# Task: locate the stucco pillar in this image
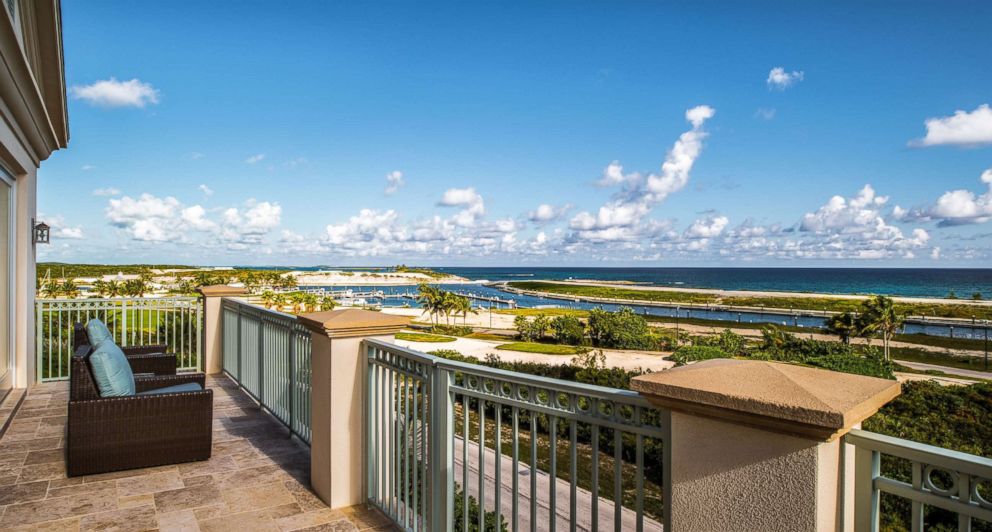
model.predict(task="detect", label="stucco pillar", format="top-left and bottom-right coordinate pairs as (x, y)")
top-left (631, 359), bottom-right (901, 532)
top-left (197, 285), bottom-right (247, 375)
top-left (298, 309), bottom-right (410, 509)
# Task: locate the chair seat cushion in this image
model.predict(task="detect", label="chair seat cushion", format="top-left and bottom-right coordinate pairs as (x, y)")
top-left (88, 342), bottom-right (135, 397)
top-left (137, 382), bottom-right (203, 396)
top-left (85, 319), bottom-right (114, 348)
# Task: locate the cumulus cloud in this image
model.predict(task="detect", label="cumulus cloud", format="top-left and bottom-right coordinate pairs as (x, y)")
top-left (924, 168), bottom-right (992, 226)
top-left (384, 170), bottom-right (405, 195)
top-left (40, 214), bottom-right (84, 240)
top-left (92, 187), bottom-right (120, 197)
top-left (105, 193), bottom-right (279, 246)
top-left (911, 104), bottom-right (992, 147)
top-left (570, 105), bottom-right (715, 239)
top-left (684, 214), bottom-right (729, 238)
top-left (767, 67), bottom-right (804, 90)
top-left (245, 154), bottom-right (265, 164)
top-left (70, 78), bottom-right (160, 108)
top-left (198, 184), bottom-right (214, 197)
top-left (527, 203), bottom-right (569, 223)
top-left (438, 187), bottom-right (485, 227)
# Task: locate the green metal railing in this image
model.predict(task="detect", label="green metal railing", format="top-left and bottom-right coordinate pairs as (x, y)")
top-left (365, 338), bottom-right (669, 532)
top-left (35, 296), bottom-right (202, 382)
top-left (847, 428), bottom-right (992, 532)
top-left (222, 298), bottom-right (312, 444)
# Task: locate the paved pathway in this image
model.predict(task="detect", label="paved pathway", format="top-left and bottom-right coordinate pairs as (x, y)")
top-left (0, 376), bottom-right (391, 531)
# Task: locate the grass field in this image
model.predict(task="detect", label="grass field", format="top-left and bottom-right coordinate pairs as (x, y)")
top-left (506, 281), bottom-right (992, 320)
top-left (395, 332), bottom-right (457, 343)
top-left (465, 332), bottom-right (511, 341)
top-left (495, 342), bottom-right (584, 355)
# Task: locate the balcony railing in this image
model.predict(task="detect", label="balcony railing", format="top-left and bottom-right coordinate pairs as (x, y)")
top-left (35, 296), bottom-right (202, 381)
top-left (365, 338), bottom-right (668, 532)
top-left (208, 299), bottom-right (992, 532)
top-left (222, 298), bottom-right (312, 443)
top-left (846, 428), bottom-right (992, 532)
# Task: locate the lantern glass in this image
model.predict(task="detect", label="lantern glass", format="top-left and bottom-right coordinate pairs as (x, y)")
top-left (33, 221), bottom-right (49, 244)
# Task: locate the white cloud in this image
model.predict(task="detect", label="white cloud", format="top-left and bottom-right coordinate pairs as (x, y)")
top-left (198, 184), bottom-right (214, 197)
top-left (245, 154), bottom-right (265, 164)
top-left (767, 67), bottom-right (804, 90)
top-left (81, 164), bottom-right (96, 171)
top-left (911, 104), bottom-right (992, 147)
top-left (189, 152), bottom-right (205, 160)
top-left (105, 193), bottom-right (280, 245)
top-left (571, 104), bottom-right (715, 238)
top-left (181, 205), bottom-right (216, 231)
top-left (527, 203), bottom-right (569, 223)
top-left (92, 187), bottom-right (120, 197)
top-left (384, 170), bottom-right (405, 195)
top-left (70, 78), bottom-right (160, 108)
top-left (40, 214), bottom-right (85, 240)
top-left (438, 187), bottom-right (485, 227)
top-left (684, 214), bottom-right (729, 238)
top-left (927, 168), bottom-right (992, 226)
top-left (106, 194), bottom-right (183, 241)
top-left (754, 108), bottom-right (776, 120)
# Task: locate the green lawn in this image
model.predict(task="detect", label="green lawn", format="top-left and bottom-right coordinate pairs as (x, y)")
top-left (465, 332), bottom-right (511, 341)
top-left (506, 281), bottom-right (992, 320)
top-left (495, 342), bottom-right (583, 355)
top-left (494, 308), bottom-right (590, 317)
top-left (395, 332), bottom-right (456, 343)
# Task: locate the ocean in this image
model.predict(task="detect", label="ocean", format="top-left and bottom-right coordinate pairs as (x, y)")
top-left (427, 267), bottom-right (992, 299)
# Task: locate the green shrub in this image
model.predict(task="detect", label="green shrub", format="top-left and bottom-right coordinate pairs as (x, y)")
top-left (513, 314), bottom-right (550, 342)
top-left (587, 307), bottom-right (660, 350)
top-left (550, 314), bottom-right (586, 345)
top-left (670, 345), bottom-right (729, 366)
top-left (431, 324), bottom-right (474, 336)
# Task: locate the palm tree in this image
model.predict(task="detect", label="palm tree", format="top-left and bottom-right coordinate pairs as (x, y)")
top-left (272, 293), bottom-right (288, 312)
top-left (302, 293), bottom-right (319, 313)
top-left (260, 290), bottom-right (276, 309)
top-left (288, 292), bottom-right (305, 314)
top-left (825, 311), bottom-right (861, 345)
top-left (92, 280), bottom-right (108, 297)
top-left (859, 295), bottom-right (904, 361)
top-left (60, 279), bottom-right (80, 299)
top-left (416, 284), bottom-right (442, 326)
top-left (320, 295), bottom-right (337, 311)
top-left (452, 295), bottom-right (475, 325)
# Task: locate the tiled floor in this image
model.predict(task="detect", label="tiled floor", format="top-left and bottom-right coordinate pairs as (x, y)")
top-left (0, 375), bottom-right (395, 531)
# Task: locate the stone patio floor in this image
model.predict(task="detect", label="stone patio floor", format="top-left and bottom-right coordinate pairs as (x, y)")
top-left (0, 375), bottom-right (395, 531)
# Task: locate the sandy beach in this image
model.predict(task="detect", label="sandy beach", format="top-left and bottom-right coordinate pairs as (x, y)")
top-left (290, 269), bottom-right (473, 286)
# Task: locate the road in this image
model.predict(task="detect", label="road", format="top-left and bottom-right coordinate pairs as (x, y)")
top-left (897, 360), bottom-right (991, 380)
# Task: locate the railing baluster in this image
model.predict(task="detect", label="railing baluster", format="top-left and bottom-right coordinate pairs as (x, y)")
top-left (569, 417), bottom-right (577, 532)
top-left (512, 406), bottom-right (519, 532)
top-left (614, 428), bottom-right (622, 532)
top-left (479, 397), bottom-right (487, 532)
top-left (591, 423), bottom-right (600, 531)
top-left (549, 414), bottom-right (557, 532)
top-left (495, 402), bottom-right (502, 531)
top-left (530, 409), bottom-right (537, 532)
top-left (463, 394), bottom-right (469, 532)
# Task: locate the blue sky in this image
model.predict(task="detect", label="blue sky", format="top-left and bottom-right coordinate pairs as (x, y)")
top-left (38, 1), bottom-right (992, 266)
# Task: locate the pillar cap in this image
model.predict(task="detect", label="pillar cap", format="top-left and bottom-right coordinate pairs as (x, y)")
top-left (197, 285), bottom-right (248, 297)
top-left (631, 359), bottom-right (901, 440)
top-left (298, 309), bottom-right (410, 338)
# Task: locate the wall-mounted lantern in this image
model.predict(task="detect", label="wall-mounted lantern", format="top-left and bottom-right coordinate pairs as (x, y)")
top-left (32, 218), bottom-right (50, 244)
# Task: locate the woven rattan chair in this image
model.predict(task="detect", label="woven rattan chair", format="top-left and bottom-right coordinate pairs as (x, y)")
top-left (66, 323), bottom-right (213, 477)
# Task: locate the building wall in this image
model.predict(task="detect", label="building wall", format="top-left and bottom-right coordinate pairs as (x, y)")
top-left (0, 0), bottom-right (67, 386)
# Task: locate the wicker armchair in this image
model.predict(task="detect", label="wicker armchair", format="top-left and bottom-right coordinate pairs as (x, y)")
top-left (67, 324), bottom-right (213, 477)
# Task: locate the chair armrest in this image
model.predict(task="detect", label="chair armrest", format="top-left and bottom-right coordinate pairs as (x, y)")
top-left (123, 344), bottom-right (169, 356)
top-left (126, 352), bottom-right (177, 376)
top-left (134, 373), bottom-right (205, 393)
